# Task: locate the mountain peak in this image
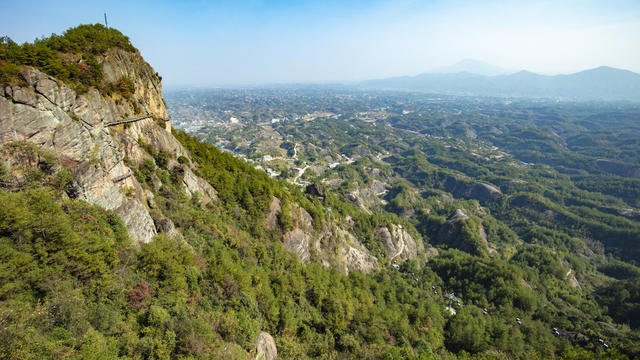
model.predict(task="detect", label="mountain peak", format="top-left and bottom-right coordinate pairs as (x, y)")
top-left (430, 59), bottom-right (512, 76)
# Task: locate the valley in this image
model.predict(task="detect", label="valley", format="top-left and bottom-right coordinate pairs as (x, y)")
top-left (165, 87), bottom-right (640, 357)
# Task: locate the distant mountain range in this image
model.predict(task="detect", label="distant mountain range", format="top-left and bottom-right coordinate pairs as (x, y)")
top-left (429, 59), bottom-right (513, 76)
top-left (361, 62), bottom-right (640, 101)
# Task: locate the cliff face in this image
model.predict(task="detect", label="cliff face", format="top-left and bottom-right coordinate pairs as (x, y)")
top-left (0, 49), bottom-right (213, 243)
top-left (374, 224), bottom-right (424, 263)
top-left (281, 202), bottom-right (378, 274)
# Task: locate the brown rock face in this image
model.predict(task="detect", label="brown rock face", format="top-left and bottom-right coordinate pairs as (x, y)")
top-left (0, 51), bottom-right (216, 244)
top-left (101, 48), bottom-right (169, 121)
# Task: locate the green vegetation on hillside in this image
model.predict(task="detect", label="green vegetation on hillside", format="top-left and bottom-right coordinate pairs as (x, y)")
top-left (2, 27), bottom-right (640, 359)
top-left (0, 24), bottom-right (135, 93)
top-left (165, 88), bottom-right (640, 358)
top-left (3, 129), bottom-right (639, 358)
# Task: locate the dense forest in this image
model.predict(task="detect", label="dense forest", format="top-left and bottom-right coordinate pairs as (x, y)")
top-left (1, 24), bottom-right (639, 359)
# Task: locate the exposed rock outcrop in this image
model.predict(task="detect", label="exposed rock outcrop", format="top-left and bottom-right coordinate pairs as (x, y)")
top-left (0, 68), bottom-right (156, 243)
top-left (374, 224), bottom-right (423, 262)
top-left (0, 52), bottom-right (215, 244)
top-left (341, 244), bottom-right (377, 273)
top-left (282, 203), bottom-right (377, 273)
top-left (347, 179), bottom-right (388, 212)
top-left (264, 197), bottom-right (282, 230)
top-left (182, 166), bottom-right (217, 205)
top-left (101, 48), bottom-right (169, 124)
top-left (306, 183), bottom-right (325, 201)
top-left (155, 217), bottom-right (180, 239)
top-left (253, 332), bottom-right (277, 360)
top-left (335, 228), bottom-right (378, 273)
top-left (283, 228), bottom-right (314, 262)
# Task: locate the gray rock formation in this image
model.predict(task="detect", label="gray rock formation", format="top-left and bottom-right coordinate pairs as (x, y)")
top-left (281, 204), bottom-right (377, 273)
top-left (374, 224), bottom-right (423, 262)
top-left (341, 245), bottom-right (377, 273)
top-left (335, 228), bottom-right (378, 273)
top-left (347, 179), bottom-right (388, 212)
top-left (448, 209), bottom-right (469, 222)
top-left (101, 48), bottom-right (169, 123)
top-left (264, 197), bottom-right (282, 230)
top-left (283, 228), bottom-right (313, 262)
top-left (182, 166), bottom-right (217, 206)
top-left (253, 332), bottom-right (277, 360)
top-left (155, 217), bottom-right (180, 238)
top-left (0, 68), bottom-right (156, 243)
top-left (0, 52), bottom-right (216, 244)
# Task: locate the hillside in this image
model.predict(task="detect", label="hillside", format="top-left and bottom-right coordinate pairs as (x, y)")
top-left (360, 66), bottom-right (640, 101)
top-left (1, 25), bottom-right (640, 359)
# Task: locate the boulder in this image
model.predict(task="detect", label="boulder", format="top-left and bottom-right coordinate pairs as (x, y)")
top-left (264, 197), bottom-right (282, 230)
top-left (155, 217), bottom-right (180, 238)
top-left (253, 332), bottom-right (277, 360)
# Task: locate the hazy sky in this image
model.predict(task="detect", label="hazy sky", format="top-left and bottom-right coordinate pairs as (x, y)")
top-left (2, 0), bottom-right (640, 87)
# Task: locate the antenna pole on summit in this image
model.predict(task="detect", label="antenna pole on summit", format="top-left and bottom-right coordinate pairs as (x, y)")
top-left (104, 13), bottom-right (108, 28)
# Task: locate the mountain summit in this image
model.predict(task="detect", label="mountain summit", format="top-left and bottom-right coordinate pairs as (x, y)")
top-left (430, 59), bottom-right (513, 76)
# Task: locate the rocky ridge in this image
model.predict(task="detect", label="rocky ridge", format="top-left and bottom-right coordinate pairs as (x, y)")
top-left (282, 202), bottom-right (378, 274)
top-left (0, 49), bottom-right (215, 243)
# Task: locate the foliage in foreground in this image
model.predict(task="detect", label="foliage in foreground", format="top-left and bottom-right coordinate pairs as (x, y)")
top-left (1, 132), bottom-right (637, 359)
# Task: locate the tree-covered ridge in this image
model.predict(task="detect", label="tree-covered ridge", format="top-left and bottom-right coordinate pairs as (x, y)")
top-left (0, 24), bottom-right (136, 92)
top-left (2, 138), bottom-right (637, 359)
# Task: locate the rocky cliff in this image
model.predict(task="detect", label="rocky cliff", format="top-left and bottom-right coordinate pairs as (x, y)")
top-left (374, 224), bottom-right (424, 263)
top-left (0, 49), bottom-right (214, 243)
top-left (281, 202), bottom-right (378, 274)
